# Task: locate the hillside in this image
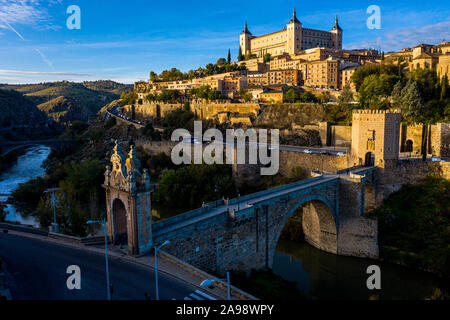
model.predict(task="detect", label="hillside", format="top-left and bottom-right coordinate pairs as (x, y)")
top-left (0, 81), bottom-right (132, 123)
top-left (254, 103), bottom-right (328, 129)
top-left (0, 89), bottom-right (49, 129)
top-left (37, 96), bottom-right (90, 124)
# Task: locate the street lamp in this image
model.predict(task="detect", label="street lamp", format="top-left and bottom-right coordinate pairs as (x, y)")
top-left (200, 272), bottom-right (231, 300)
top-left (87, 220), bottom-right (111, 300)
top-left (44, 188), bottom-right (60, 233)
top-left (155, 240), bottom-right (170, 300)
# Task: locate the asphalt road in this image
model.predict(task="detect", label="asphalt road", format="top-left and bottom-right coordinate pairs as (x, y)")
top-left (0, 232), bottom-right (205, 300)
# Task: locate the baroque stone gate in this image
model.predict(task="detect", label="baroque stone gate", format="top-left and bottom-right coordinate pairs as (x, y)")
top-left (103, 142), bottom-right (153, 255)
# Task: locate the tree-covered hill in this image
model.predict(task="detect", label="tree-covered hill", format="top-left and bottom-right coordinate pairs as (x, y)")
top-left (0, 88), bottom-right (49, 129)
top-left (0, 81), bottom-right (133, 123)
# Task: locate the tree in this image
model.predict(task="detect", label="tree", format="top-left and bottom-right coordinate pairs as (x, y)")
top-left (400, 80), bottom-right (425, 122)
top-left (338, 85), bottom-right (354, 104)
top-left (440, 75), bottom-right (449, 101)
top-left (299, 91), bottom-right (316, 103)
top-left (390, 81), bottom-right (404, 109)
top-left (240, 90), bottom-right (253, 102)
top-left (284, 88), bottom-right (298, 103)
top-left (264, 53), bottom-right (271, 63)
top-left (216, 58), bottom-right (227, 66)
top-left (150, 71), bottom-right (158, 82)
top-left (238, 46), bottom-right (244, 62)
top-left (154, 165), bottom-right (236, 209)
top-left (227, 49), bottom-right (231, 64)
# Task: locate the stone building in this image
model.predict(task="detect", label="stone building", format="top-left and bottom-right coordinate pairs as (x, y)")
top-left (350, 109), bottom-right (402, 167)
top-left (240, 9), bottom-right (343, 58)
top-left (267, 69), bottom-right (301, 86)
top-left (301, 58), bottom-right (339, 89)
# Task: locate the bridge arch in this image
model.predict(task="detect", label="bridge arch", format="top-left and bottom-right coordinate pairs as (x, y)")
top-left (271, 195), bottom-right (338, 266)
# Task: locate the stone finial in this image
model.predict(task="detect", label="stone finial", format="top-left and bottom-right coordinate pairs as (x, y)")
top-left (126, 145), bottom-right (141, 175)
top-left (104, 165), bottom-right (111, 185)
top-left (142, 168), bottom-right (151, 190)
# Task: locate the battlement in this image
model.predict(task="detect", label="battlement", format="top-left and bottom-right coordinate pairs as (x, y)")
top-left (353, 109), bottom-right (401, 115)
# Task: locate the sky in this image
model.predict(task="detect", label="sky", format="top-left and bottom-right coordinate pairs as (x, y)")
top-left (0, 0), bottom-right (449, 84)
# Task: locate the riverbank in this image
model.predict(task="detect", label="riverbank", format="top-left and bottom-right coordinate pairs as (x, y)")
top-left (0, 146), bottom-right (51, 227)
top-left (0, 147), bottom-right (29, 176)
top-left (368, 176), bottom-right (450, 279)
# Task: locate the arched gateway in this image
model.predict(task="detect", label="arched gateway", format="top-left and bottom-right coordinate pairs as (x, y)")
top-left (103, 142), bottom-right (153, 255)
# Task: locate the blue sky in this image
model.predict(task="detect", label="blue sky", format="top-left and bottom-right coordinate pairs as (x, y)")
top-left (0, 0), bottom-right (449, 84)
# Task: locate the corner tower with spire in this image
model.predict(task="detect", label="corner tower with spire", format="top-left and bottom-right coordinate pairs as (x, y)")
top-left (287, 8), bottom-right (302, 55)
top-left (330, 14), bottom-right (343, 50)
top-left (240, 19), bottom-right (253, 56)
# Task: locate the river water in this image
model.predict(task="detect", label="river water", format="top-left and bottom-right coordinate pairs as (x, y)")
top-left (0, 145), bottom-right (51, 227)
top-left (273, 239), bottom-right (446, 300)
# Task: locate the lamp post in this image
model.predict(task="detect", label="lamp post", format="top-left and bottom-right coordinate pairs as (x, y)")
top-left (87, 220), bottom-right (111, 300)
top-left (200, 272), bottom-right (231, 300)
top-left (155, 240), bottom-right (170, 300)
top-left (44, 188), bottom-right (60, 233)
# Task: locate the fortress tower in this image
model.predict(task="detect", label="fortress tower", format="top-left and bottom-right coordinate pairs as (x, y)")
top-left (286, 8), bottom-right (302, 55)
top-left (240, 20), bottom-right (252, 56)
top-left (330, 15), bottom-right (343, 50)
top-left (351, 110), bottom-right (402, 167)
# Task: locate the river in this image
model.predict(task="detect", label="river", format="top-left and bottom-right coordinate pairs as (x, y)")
top-left (0, 145), bottom-right (51, 227)
top-left (273, 239), bottom-right (446, 300)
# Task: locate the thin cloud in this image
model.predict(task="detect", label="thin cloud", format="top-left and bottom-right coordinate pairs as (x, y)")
top-left (346, 20), bottom-right (450, 51)
top-left (0, 0), bottom-right (61, 30)
top-left (0, 69), bottom-right (91, 77)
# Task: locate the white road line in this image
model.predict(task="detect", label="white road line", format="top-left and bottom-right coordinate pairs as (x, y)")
top-left (195, 290), bottom-right (217, 300)
top-left (189, 293), bottom-right (204, 300)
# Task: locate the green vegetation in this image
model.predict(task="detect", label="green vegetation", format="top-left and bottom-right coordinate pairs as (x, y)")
top-left (9, 158), bottom-right (105, 236)
top-left (145, 90), bottom-right (182, 103)
top-left (119, 91), bottom-right (138, 106)
top-left (154, 164), bottom-right (236, 209)
top-left (231, 270), bottom-right (308, 300)
top-left (0, 89), bottom-right (48, 129)
top-left (239, 90), bottom-right (253, 102)
top-left (161, 108), bottom-right (195, 138)
top-left (351, 63), bottom-right (450, 123)
top-left (0, 81), bottom-right (132, 124)
top-left (149, 57), bottom-right (246, 82)
top-left (338, 84), bottom-right (354, 105)
top-left (190, 85), bottom-right (226, 101)
top-left (3, 81), bottom-right (132, 121)
top-left (284, 88), bottom-right (317, 103)
top-left (368, 177), bottom-right (450, 277)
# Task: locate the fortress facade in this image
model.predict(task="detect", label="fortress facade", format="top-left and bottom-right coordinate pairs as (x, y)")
top-left (240, 9), bottom-right (343, 58)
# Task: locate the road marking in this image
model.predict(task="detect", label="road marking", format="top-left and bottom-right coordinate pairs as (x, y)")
top-left (195, 290), bottom-right (217, 300)
top-left (189, 293), bottom-right (204, 300)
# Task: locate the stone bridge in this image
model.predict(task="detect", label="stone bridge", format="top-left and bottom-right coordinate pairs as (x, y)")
top-left (151, 167), bottom-right (378, 275)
